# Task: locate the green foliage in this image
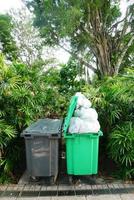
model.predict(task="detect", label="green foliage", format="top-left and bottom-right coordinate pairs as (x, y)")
top-left (0, 120), bottom-right (16, 150)
top-left (0, 54), bottom-right (65, 181)
top-left (59, 60), bottom-right (84, 94)
top-left (108, 122), bottom-right (134, 179)
top-left (0, 119), bottom-right (16, 181)
top-left (28, 0), bottom-right (120, 43)
top-left (0, 54), bottom-right (85, 182)
top-left (81, 69), bottom-right (134, 179)
top-left (82, 71), bottom-right (134, 132)
top-left (42, 60), bottom-right (85, 117)
top-left (0, 57), bottom-right (44, 131)
top-left (0, 49), bottom-right (133, 181)
top-left (108, 122), bottom-right (134, 166)
top-left (0, 14), bottom-right (18, 60)
top-left (27, 0), bottom-right (134, 76)
top-left (0, 172), bottom-right (13, 184)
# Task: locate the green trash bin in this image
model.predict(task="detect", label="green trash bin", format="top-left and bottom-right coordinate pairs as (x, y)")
top-left (63, 96), bottom-right (103, 175)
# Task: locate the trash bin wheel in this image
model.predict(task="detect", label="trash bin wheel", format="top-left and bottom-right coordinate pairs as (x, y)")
top-left (68, 175), bottom-right (73, 184)
top-left (50, 174), bottom-right (58, 185)
top-left (54, 173), bottom-right (58, 183)
top-left (30, 176), bottom-right (39, 182)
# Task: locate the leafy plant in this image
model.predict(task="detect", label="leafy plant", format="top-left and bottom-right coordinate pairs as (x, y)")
top-left (108, 122), bottom-right (134, 179)
top-left (28, 0), bottom-right (134, 77)
top-left (0, 14), bottom-right (18, 60)
top-left (82, 71), bottom-right (134, 133)
top-left (0, 172), bottom-right (13, 184)
top-left (0, 54), bottom-right (77, 181)
top-left (59, 60), bottom-right (84, 94)
top-left (0, 55), bottom-right (48, 180)
top-left (0, 120), bottom-right (16, 150)
top-left (0, 120), bottom-right (16, 182)
top-left (0, 50), bottom-right (134, 182)
top-left (81, 70), bottom-right (134, 179)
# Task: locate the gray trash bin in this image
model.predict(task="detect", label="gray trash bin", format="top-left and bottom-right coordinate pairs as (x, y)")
top-left (21, 118), bottom-right (62, 182)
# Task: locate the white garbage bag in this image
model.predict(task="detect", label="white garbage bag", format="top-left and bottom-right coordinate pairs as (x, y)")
top-left (79, 120), bottom-right (100, 133)
top-left (68, 93), bottom-right (100, 134)
top-left (75, 92), bottom-right (92, 108)
top-left (74, 107), bottom-right (98, 121)
top-left (68, 117), bottom-right (82, 133)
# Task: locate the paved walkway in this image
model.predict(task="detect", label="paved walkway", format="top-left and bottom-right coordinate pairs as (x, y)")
top-left (0, 172), bottom-right (134, 200)
top-left (0, 183), bottom-right (134, 199)
top-left (0, 194), bottom-right (134, 200)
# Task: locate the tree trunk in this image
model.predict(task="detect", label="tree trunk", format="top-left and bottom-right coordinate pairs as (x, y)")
top-left (94, 35), bottom-right (114, 77)
top-left (88, 7), bottom-right (115, 77)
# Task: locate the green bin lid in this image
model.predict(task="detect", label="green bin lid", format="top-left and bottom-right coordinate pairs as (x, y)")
top-left (63, 96), bottom-right (78, 134)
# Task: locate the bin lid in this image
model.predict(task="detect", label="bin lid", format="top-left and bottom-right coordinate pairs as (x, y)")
top-left (21, 118), bottom-right (63, 137)
top-left (63, 96), bottom-right (78, 134)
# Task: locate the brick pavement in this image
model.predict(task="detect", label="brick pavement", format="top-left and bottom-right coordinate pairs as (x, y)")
top-left (0, 183), bottom-right (134, 199)
top-left (0, 194), bottom-right (134, 200)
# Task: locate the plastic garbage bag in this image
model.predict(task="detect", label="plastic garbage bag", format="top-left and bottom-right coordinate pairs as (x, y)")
top-left (75, 92), bottom-right (92, 108)
top-left (68, 117), bottom-right (100, 134)
top-left (74, 107), bottom-right (98, 120)
top-left (68, 117), bottom-right (82, 133)
top-left (79, 120), bottom-right (100, 133)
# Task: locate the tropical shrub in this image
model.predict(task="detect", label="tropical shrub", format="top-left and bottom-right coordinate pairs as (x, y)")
top-left (81, 70), bottom-right (134, 179)
top-left (43, 60), bottom-right (85, 117)
top-left (0, 54), bottom-right (70, 182)
top-left (82, 71), bottom-right (134, 134)
top-left (0, 51), bottom-right (133, 181)
top-left (58, 60), bottom-right (84, 94)
top-left (0, 120), bottom-right (16, 174)
top-left (108, 122), bottom-right (134, 179)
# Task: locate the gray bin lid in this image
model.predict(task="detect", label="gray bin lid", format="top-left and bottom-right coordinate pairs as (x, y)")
top-left (21, 118), bottom-right (63, 137)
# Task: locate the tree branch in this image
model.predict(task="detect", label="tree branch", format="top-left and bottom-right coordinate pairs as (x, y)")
top-left (108, 8), bottom-right (129, 33)
top-left (115, 35), bottom-right (134, 75)
top-left (57, 43), bottom-right (97, 73)
top-left (50, 28), bottom-right (97, 73)
top-left (108, 17), bottom-right (126, 32)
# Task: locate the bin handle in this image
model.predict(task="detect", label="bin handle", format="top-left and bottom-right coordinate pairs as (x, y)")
top-left (24, 134), bottom-right (33, 139)
top-left (98, 130), bottom-right (103, 136)
top-left (64, 133), bottom-right (75, 138)
top-left (64, 131), bottom-right (103, 138)
top-left (49, 133), bottom-right (60, 139)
